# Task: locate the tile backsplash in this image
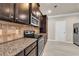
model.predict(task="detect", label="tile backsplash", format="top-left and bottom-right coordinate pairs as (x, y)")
top-left (0, 20), bottom-right (39, 44)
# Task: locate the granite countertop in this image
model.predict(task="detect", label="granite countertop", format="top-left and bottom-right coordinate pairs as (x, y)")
top-left (0, 38), bottom-right (37, 56)
top-left (38, 33), bottom-right (47, 37)
top-left (39, 33), bottom-right (47, 35)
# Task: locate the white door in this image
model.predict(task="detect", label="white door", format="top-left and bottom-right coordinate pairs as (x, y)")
top-left (55, 20), bottom-right (66, 42)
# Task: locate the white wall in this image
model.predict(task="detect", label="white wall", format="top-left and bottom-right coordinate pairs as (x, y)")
top-left (48, 17), bottom-right (55, 41)
top-left (48, 14), bottom-right (79, 43)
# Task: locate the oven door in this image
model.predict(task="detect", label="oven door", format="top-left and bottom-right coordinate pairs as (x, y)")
top-left (38, 37), bottom-right (44, 56)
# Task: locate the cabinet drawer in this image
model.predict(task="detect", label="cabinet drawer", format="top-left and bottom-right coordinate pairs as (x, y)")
top-left (27, 47), bottom-right (37, 56)
top-left (25, 42), bottom-right (37, 55)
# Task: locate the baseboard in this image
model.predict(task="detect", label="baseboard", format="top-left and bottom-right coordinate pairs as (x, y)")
top-left (47, 39), bottom-right (73, 44)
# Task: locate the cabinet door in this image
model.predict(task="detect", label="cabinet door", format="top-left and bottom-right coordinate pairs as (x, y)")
top-left (15, 3), bottom-right (29, 24)
top-left (0, 3), bottom-right (14, 21)
top-left (31, 3), bottom-right (41, 27)
top-left (38, 37), bottom-right (44, 56)
top-left (25, 42), bottom-right (37, 55)
top-left (40, 15), bottom-right (47, 33)
top-left (32, 3), bottom-right (39, 18)
top-left (27, 47), bottom-right (37, 56)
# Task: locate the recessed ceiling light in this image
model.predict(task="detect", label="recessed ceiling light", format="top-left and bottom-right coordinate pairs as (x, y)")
top-left (48, 10), bottom-right (52, 14)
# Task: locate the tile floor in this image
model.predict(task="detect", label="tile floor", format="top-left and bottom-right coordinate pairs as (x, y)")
top-left (43, 41), bottom-right (79, 56)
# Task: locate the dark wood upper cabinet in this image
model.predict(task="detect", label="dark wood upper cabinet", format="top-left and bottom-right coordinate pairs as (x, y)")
top-left (40, 15), bottom-right (48, 33)
top-left (15, 3), bottom-right (30, 24)
top-left (31, 3), bottom-right (40, 19)
top-left (15, 3), bottom-right (42, 26)
top-left (0, 3), bottom-right (14, 22)
top-left (0, 3), bottom-right (43, 26)
top-left (30, 3), bottom-right (42, 27)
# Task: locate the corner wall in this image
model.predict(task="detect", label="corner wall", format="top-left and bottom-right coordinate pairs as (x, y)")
top-left (48, 14), bottom-right (79, 43)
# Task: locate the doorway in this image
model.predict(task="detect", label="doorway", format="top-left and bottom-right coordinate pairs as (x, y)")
top-left (55, 20), bottom-right (66, 42)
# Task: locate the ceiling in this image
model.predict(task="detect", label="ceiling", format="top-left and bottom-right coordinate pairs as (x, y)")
top-left (40, 3), bottom-right (79, 16)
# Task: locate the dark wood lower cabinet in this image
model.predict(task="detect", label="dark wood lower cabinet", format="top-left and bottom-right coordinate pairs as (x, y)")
top-left (15, 41), bottom-right (37, 56)
top-left (15, 36), bottom-right (47, 56)
top-left (25, 42), bottom-right (37, 56)
top-left (27, 47), bottom-right (37, 56)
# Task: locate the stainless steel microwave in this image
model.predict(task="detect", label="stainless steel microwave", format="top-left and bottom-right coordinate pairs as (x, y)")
top-left (31, 14), bottom-right (40, 27)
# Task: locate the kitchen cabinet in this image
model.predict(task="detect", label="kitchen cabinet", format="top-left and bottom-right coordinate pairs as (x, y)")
top-left (15, 41), bottom-right (37, 56)
top-left (31, 3), bottom-right (40, 19)
top-left (25, 41), bottom-right (37, 56)
top-left (15, 3), bottom-right (30, 24)
top-left (0, 3), bottom-right (14, 22)
top-left (40, 15), bottom-right (48, 33)
top-left (15, 35), bottom-right (48, 56)
top-left (27, 47), bottom-right (37, 56)
top-left (30, 3), bottom-right (42, 27)
top-left (15, 3), bottom-right (42, 26)
top-left (0, 3), bottom-right (42, 26)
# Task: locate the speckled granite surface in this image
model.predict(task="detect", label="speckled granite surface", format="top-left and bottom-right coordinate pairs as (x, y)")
top-left (0, 38), bottom-right (37, 56)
